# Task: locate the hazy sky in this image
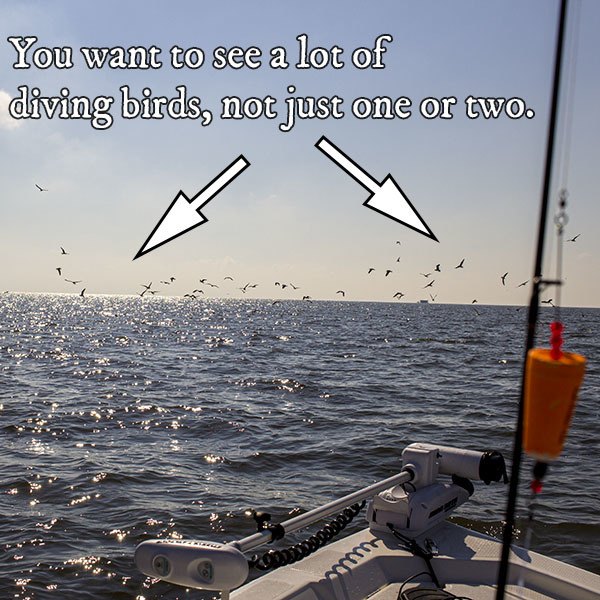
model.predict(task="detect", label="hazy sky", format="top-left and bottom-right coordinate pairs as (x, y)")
top-left (1, 0), bottom-right (599, 306)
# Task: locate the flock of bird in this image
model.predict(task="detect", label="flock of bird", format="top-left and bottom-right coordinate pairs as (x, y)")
top-left (37, 184), bottom-right (582, 306)
top-left (48, 239), bottom-right (582, 307)
top-left (55, 246), bottom-right (87, 297)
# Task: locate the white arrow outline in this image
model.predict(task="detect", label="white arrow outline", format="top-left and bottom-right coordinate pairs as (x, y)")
top-left (315, 136), bottom-right (438, 242)
top-left (134, 155), bottom-right (250, 259)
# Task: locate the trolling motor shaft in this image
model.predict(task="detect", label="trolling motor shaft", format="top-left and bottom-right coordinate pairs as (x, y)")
top-left (134, 443), bottom-right (506, 595)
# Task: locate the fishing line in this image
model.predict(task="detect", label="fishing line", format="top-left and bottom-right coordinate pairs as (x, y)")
top-left (557, 0), bottom-right (582, 191)
top-left (495, 0), bottom-right (570, 597)
top-left (516, 461), bottom-right (547, 589)
top-left (517, 33), bottom-right (577, 575)
top-left (553, 192), bottom-right (567, 318)
top-left (517, 192), bottom-right (570, 591)
top-left (542, 0), bottom-right (580, 315)
top-left (498, 3), bottom-right (586, 595)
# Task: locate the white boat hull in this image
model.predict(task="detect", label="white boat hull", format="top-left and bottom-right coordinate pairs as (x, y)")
top-left (232, 522), bottom-right (600, 600)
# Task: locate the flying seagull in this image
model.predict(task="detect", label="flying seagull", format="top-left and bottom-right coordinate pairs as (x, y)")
top-left (393, 292), bottom-right (405, 299)
top-left (455, 259), bottom-right (465, 269)
top-left (80, 288), bottom-right (86, 297)
top-left (56, 267), bottom-right (62, 276)
top-left (385, 269), bottom-right (392, 277)
top-left (368, 268), bottom-right (375, 274)
top-left (197, 279), bottom-right (216, 288)
top-left (65, 278), bottom-right (82, 285)
top-left (567, 234), bottom-right (580, 242)
top-left (423, 280), bottom-right (435, 289)
top-left (199, 279), bottom-right (219, 288)
top-left (420, 272), bottom-right (431, 278)
top-left (224, 276), bottom-right (234, 281)
top-left (471, 299), bottom-right (478, 304)
top-left (517, 280), bottom-right (528, 288)
top-left (501, 272), bottom-right (508, 286)
top-left (35, 184), bottom-right (48, 192)
top-left (289, 283), bottom-right (299, 290)
top-left (429, 294), bottom-right (437, 302)
top-left (541, 299), bottom-right (555, 306)
top-left (434, 264), bottom-right (441, 272)
top-left (336, 290), bottom-right (345, 297)
top-left (141, 282), bottom-right (152, 290)
top-left (60, 247), bottom-right (69, 255)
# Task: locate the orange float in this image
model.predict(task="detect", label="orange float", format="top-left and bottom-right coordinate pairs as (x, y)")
top-left (523, 322), bottom-right (586, 461)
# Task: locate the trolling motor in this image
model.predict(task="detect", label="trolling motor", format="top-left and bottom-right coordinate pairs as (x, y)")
top-left (135, 443), bottom-right (507, 598)
top-left (367, 443), bottom-right (507, 534)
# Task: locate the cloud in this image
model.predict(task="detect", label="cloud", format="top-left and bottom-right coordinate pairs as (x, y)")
top-left (0, 90), bottom-right (23, 130)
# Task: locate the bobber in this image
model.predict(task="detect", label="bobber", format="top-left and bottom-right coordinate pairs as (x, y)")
top-left (523, 321), bottom-right (586, 461)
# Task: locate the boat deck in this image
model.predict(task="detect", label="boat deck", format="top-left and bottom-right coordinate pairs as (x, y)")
top-left (232, 522), bottom-right (600, 600)
top-left (368, 582), bottom-right (555, 599)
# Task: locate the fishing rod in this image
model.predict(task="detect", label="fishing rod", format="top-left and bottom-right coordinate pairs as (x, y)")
top-left (495, 0), bottom-right (570, 597)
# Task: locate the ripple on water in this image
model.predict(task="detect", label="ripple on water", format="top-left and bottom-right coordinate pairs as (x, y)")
top-left (0, 296), bottom-right (599, 600)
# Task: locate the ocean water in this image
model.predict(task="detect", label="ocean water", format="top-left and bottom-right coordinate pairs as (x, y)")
top-left (0, 294), bottom-right (598, 599)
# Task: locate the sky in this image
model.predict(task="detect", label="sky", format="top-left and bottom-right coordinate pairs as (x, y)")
top-left (0, 0), bottom-right (599, 306)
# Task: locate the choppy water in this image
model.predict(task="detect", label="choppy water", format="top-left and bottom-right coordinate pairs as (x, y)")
top-left (1, 294), bottom-right (598, 599)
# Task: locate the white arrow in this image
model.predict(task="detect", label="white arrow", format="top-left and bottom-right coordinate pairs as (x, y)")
top-left (134, 155), bottom-right (250, 259)
top-left (315, 136), bottom-right (438, 241)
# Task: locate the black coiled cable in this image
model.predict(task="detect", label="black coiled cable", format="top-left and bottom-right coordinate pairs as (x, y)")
top-left (249, 501), bottom-right (366, 571)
